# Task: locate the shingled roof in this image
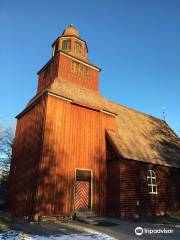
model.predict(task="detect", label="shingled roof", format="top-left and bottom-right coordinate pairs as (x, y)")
top-left (25, 78), bottom-right (180, 168)
top-left (106, 107), bottom-right (180, 168)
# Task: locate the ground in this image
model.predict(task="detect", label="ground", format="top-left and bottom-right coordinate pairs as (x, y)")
top-left (0, 211), bottom-right (180, 240)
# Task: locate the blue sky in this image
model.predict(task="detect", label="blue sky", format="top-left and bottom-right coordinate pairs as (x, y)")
top-left (0, 0), bottom-right (180, 135)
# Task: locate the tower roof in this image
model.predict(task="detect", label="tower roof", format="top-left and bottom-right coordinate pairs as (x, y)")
top-left (62, 24), bottom-right (80, 38)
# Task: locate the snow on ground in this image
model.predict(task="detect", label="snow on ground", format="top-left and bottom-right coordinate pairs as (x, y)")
top-left (0, 230), bottom-right (116, 240)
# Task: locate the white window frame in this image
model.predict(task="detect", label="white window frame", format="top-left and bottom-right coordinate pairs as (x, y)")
top-left (147, 170), bottom-right (158, 194)
top-left (62, 39), bottom-right (71, 51)
top-left (75, 41), bottom-right (82, 54)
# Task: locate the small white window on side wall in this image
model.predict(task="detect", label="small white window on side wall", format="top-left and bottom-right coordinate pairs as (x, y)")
top-left (147, 170), bottom-right (158, 194)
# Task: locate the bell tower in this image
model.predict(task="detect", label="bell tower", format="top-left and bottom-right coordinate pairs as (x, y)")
top-left (37, 24), bottom-right (101, 93)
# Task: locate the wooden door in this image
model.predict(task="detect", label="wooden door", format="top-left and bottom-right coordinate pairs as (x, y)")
top-left (75, 169), bottom-right (91, 210)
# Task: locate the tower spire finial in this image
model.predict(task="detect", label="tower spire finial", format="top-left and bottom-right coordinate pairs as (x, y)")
top-left (161, 106), bottom-right (166, 122)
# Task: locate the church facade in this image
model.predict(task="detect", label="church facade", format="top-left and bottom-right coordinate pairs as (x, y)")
top-left (6, 25), bottom-right (180, 221)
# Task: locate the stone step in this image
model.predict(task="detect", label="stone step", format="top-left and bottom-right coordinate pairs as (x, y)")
top-left (39, 215), bottom-right (72, 223)
top-left (76, 216), bottom-right (106, 225)
top-left (76, 210), bottom-right (97, 215)
top-left (75, 210), bottom-right (103, 225)
top-left (75, 211), bottom-right (97, 218)
top-left (76, 212), bottom-right (98, 218)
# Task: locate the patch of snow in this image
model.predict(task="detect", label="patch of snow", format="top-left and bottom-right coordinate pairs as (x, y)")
top-left (0, 230), bottom-right (116, 240)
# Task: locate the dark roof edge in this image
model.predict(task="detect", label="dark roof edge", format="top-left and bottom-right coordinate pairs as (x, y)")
top-left (121, 156), bottom-right (180, 169)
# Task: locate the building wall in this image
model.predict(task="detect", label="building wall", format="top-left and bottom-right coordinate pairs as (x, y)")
top-left (34, 94), bottom-right (116, 217)
top-left (6, 98), bottom-right (46, 217)
top-left (37, 53), bottom-right (99, 94)
top-left (8, 93), bottom-right (180, 219)
top-left (58, 54), bottom-right (99, 91)
top-left (107, 145), bottom-right (180, 218)
top-left (37, 54), bottom-right (60, 93)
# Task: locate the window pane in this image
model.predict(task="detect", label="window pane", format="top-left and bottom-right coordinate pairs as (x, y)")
top-left (152, 178), bottom-right (156, 185)
top-left (78, 63), bottom-right (80, 74)
top-left (151, 171), bottom-right (156, 177)
top-left (84, 66), bottom-right (89, 76)
top-left (153, 186), bottom-right (157, 193)
top-left (147, 170), bottom-right (151, 177)
top-left (147, 178), bottom-right (151, 184)
top-left (80, 65), bottom-right (83, 75)
top-left (148, 186), bottom-right (152, 193)
top-left (62, 40), bottom-right (71, 51)
top-left (75, 42), bottom-right (82, 54)
top-left (75, 63), bottom-right (79, 73)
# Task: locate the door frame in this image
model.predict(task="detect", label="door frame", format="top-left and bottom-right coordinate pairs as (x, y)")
top-left (74, 168), bottom-right (93, 211)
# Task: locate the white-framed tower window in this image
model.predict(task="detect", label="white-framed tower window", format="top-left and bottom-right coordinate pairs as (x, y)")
top-left (75, 41), bottom-right (82, 54)
top-left (62, 39), bottom-right (71, 51)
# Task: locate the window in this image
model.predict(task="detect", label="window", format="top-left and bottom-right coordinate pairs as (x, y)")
top-left (62, 40), bottom-right (71, 51)
top-left (75, 41), bottom-right (82, 54)
top-left (76, 62), bottom-right (80, 74)
top-left (147, 170), bottom-right (157, 194)
top-left (84, 66), bottom-right (89, 77)
top-left (71, 61), bottom-right (89, 77)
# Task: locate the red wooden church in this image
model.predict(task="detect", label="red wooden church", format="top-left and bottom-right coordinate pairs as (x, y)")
top-left (7, 25), bottom-right (180, 220)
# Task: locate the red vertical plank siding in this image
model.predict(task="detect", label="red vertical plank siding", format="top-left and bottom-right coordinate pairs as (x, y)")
top-left (6, 98), bottom-right (46, 217)
top-left (37, 54), bottom-right (60, 93)
top-left (98, 113), bottom-right (116, 215)
top-left (58, 54), bottom-right (99, 91)
top-left (37, 53), bottom-right (99, 94)
top-left (106, 153), bottom-right (180, 218)
top-left (34, 95), bottom-right (115, 217)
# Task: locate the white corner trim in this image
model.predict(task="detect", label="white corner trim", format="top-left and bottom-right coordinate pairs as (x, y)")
top-left (47, 92), bottom-right (73, 102)
top-left (100, 110), bottom-right (116, 116)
